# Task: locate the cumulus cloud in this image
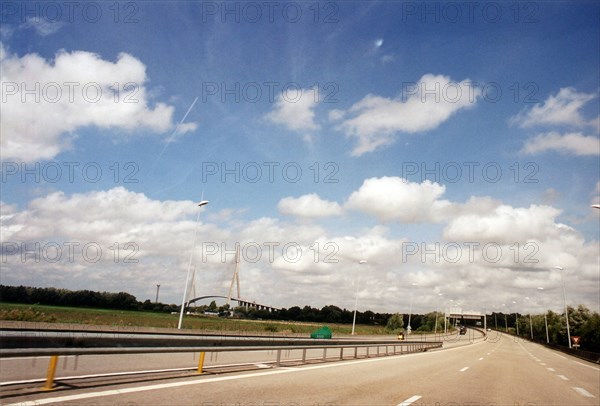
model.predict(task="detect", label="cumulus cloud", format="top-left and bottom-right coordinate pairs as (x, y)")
top-left (20, 17), bottom-right (64, 36)
top-left (0, 44), bottom-right (196, 163)
top-left (345, 177), bottom-right (452, 223)
top-left (520, 132), bottom-right (600, 156)
top-left (442, 204), bottom-right (569, 244)
top-left (264, 87), bottom-right (320, 141)
top-left (1, 185), bottom-right (599, 313)
top-left (511, 87), bottom-right (598, 128)
top-left (335, 74), bottom-right (479, 156)
top-left (278, 193), bottom-right (343, 218)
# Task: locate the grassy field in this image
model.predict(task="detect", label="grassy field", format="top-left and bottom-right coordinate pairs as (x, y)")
top-left (0, 302), bottom-right (391, 336)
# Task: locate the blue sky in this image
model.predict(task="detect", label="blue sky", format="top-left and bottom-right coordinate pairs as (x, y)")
top-left (1, 1), bottom-right (599, 314)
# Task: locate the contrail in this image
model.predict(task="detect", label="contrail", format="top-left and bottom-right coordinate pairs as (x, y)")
top-left (151, 96), bottom-right (199, 169)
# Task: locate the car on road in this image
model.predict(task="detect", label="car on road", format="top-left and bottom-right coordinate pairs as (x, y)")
top-left (459, 325), bottom-right (467, 335)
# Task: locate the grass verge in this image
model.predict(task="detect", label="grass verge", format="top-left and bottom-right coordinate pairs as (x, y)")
top-left (0, 303), bottom-right (390, 336)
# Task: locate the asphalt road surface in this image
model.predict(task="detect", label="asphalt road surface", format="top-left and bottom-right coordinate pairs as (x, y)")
top-left (2, 332), bottom-right (598, 405)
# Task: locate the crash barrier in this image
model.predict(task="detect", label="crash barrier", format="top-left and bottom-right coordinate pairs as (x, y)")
top-left (0, 330), bottom-right (443, 390)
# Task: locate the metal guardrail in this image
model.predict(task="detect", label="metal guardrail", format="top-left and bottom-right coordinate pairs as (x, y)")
top-left (0, 330), bottom-right (443, 390)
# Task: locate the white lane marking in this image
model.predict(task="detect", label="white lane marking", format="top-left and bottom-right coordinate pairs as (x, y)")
top-left (573, 387), bottom-right (596, 398)
top-left (459, 367), bottom-right (469, 372)
top-left (557, 375), bottom-right (569, 381)
top-left (546, 367), bottom-right (555, 372)
top-left (397, 395), bottom-right (422, 406)
top-left (540, 362), bottom-right (547, 365)
top-left (478, 358), bottom-right (483, 361)
top-left (3, 349), bottom-right (456, 406)
top-left (254, 364), bottom-right (271, 369)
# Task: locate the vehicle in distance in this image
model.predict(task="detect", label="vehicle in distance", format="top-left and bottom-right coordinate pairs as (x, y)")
top-left (459, 325), bottom-right (467, 335)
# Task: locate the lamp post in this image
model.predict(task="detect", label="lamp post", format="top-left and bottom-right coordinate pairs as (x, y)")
top-left (178, 200), bottom-right (209, 329)
top-left (525, 296), bottom-right (533, 340)
top-left (537, 287), bottom-right (550, 344)
top-left (351, 259), bottom-right (367, 335)
top-left (512, 300), bottom-right (519, 336)
top-left (407, 282), bottom-right (417, 335)
top-left (434, 293), bottom-right (443, 335)
top-left (555, 266), bottom-right (572, 348)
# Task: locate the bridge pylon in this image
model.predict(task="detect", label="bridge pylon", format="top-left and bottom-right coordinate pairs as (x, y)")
top-left (227, 245), bottom-right (241, 307)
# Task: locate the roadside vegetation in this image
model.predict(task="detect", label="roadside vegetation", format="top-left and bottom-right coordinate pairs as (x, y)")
top-left (1, 285), bottom-right (598, 352)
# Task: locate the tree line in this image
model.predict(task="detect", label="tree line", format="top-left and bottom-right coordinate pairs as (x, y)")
top-left (489, 306), bottom-right (600, 352)
top-left (1, 285), bottom-right (598, 352)
top-left (0, 285), bottom-right (179, 313)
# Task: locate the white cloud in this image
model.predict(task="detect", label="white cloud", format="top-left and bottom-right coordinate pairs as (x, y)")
top-left (336, 74), bottom-right (479, 156)
top-left (520, 132), bottom-right (600, 156)
top-left (0, 44), bottom-right (196, 163)
top-left (381, 54), bottom-right (395, 64)
top-left (328, 109), bottom-right (345, 122)
top-left (442, 204), bottom-right (568, 244)
top-left (1, 186), bottom-right (598, 313)
top-left (20, 17), bottom-right (64, 36)
top-left (511, 87), bottom-right (598, 128)
top-left (264, 87), bottom-right (320, 141)
top-left (345, 177), bottom-right (451, 223)
top-left (278, 194), bottom-right (343, 218)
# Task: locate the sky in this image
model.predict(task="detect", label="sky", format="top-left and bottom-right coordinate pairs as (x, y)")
top-left (1, 1), bottom-right (599, 315)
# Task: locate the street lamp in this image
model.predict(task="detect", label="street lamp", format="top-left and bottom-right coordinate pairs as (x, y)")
top-left (525, 296), bottom-right (533, 340)
top-left (407, 282), bottom-right (417, 335)
top-left (178, 200), bottom-right (209, 329)
top-left (537, 287), bottom-right (550, 344)
top-left (554, 266), bottom-right (572, 348)
top-left (351, 260), bottom-right (367, 335)
top-left (512, 300), bottom-right (519, 336)
top-left (434, 292), bottom-right (443, 335)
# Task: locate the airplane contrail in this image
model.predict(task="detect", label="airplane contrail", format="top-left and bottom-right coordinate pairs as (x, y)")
top-left (151, 96), bottom-right (199, 170)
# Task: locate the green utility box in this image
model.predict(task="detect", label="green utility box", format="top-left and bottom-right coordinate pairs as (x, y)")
top-left (310, 326), bottom-right (332, 339)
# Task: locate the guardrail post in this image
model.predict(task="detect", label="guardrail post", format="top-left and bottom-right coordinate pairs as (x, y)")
top-left (197, 352), bottom-right (206, 374)
top-left (302, 348), bottom-right (307, 363)
top-left (42, 355), bottom-right (59, 390)
top-left (323, 348), bottom-right (327, 361)
top-left (340, 348), bottom-right (344, 360)
top-left (366, 347), bottom-right (369, 357)
top-left (276, 349), bottom-right (281, 366)
top-left (354, 346), bottom-right (358, 359)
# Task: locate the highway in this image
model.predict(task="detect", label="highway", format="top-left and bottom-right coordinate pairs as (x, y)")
top-left (2, 331), bottom-right (598, 405)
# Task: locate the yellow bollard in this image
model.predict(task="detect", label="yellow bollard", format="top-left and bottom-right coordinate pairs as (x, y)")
top-left (43, 355), bottom-right (59, 390)
top-left (197, 352), bottom-right (206, 374)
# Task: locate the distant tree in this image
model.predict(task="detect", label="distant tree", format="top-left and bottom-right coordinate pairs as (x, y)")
top-left (207, 300), bottom-right (217, 312)
top-left (385, 313), bottom-right (404, 334)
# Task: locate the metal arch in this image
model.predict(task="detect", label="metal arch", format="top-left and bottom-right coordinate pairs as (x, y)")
top-left (186, 295), bottom-right (231, 306)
